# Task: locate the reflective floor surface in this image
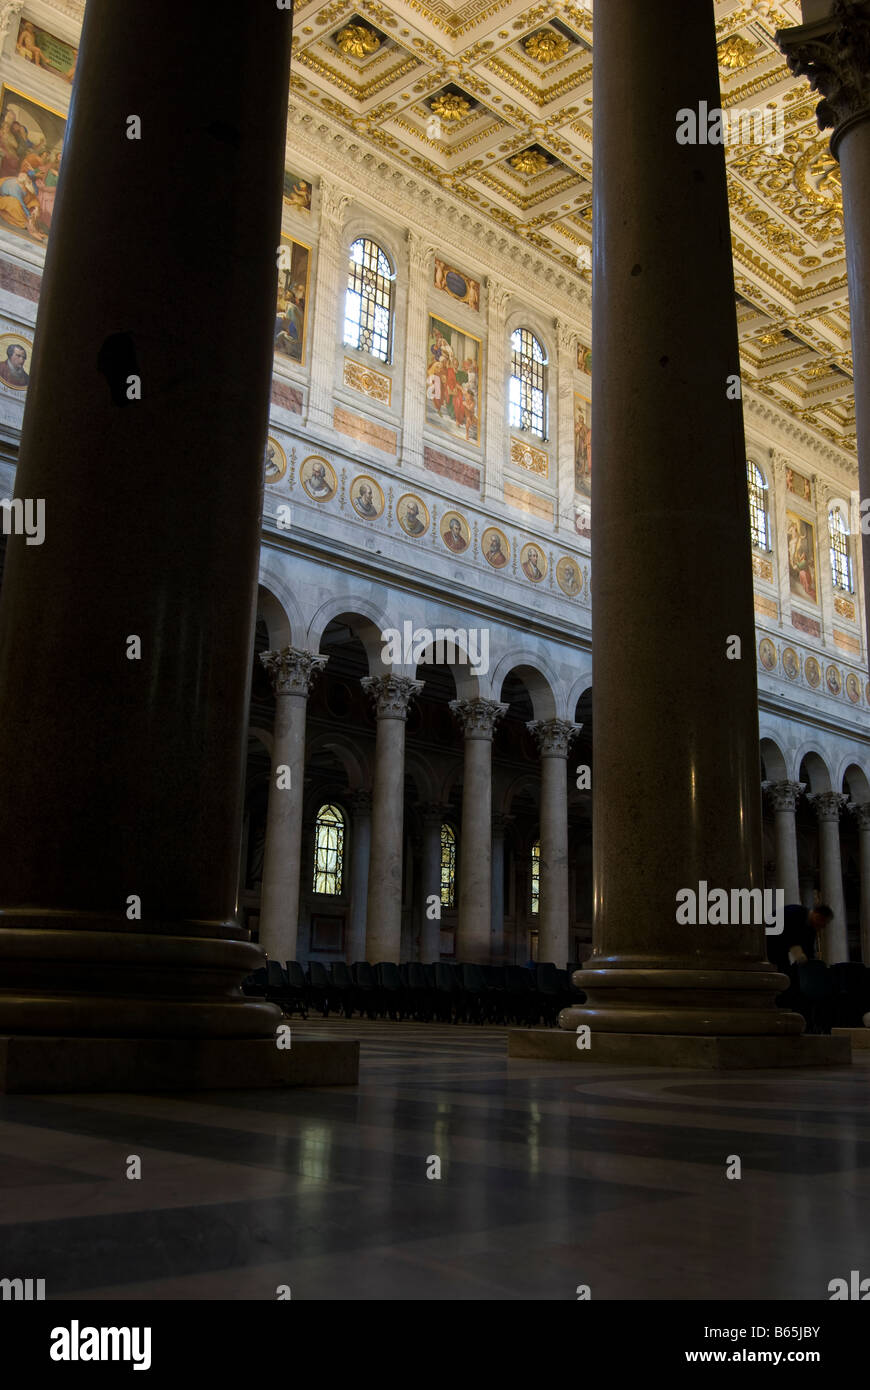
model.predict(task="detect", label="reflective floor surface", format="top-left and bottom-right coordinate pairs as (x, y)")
top-left (1, 1019), bottom-right (868, 1299)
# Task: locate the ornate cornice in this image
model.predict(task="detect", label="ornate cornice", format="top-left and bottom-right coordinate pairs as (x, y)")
top-left (450, 697), bottom-right (508, 738)
top-left (777, 1), bottom-right (870, 156)
top-left (260, 648), bottom-right (328, 697)
top-left (361, 673), bottom-right (424, 719)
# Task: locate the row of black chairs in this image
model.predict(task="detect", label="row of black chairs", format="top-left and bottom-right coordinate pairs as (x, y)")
top-left (243, 960), bottom-right (587, 1026)
top-left (777, 959), bottom-right (870, 1035)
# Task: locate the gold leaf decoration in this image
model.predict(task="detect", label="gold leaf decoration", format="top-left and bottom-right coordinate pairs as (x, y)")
top-left (523, 29), bottom-right (572, 64)
top-left (430, 92), bottom-right (471, 121)
top-left (717, 34), bottom-right (760, 71)
top-left (510, 148), bottom-right (551, 175)
top-left (335, 23), bottom-right (380, 58)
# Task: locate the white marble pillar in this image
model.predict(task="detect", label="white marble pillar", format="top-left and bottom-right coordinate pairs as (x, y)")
top-left (849, 801), bottom-right (870, 965)
top-left (450, 698), bottom-right (508, 962)
top-left (361, 675), bottom-right (423, 962)
top-left (483, 279), bottom-right (511, 505)
top-left (347, 790), bottom-right (372, 964)
top-left (306, 180), bottom-right (350, 431)
top-left (401, 232), bottom-right (436, 468)
top-left (555, 322), bottom-right (577, 535)
top-left (419, 803), bottom-right (444, 963)
top-left (809, 791), bottom-right (849, 962)
top-left (491, 813), bottom-right (508, 962)
top-left (258, 648), bottom-right (328, 964)
top-left (529, 719), bottom-right (580, 965)
top-left (763, 780), bottom-right (805, 905)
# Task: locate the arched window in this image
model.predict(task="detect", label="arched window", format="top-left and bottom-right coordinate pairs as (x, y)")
top-left (829, 505), bottom-right (854, 592)
top-left (530, 839), bottom-right (540, 916)
top-left (343, 237), bottom-right (394, 362)
top-left (313, 803), bottom-right (345, 896)
top-left (440, 823), bottom-right (456, 909)
top-left (509, 328), bottom-right (547, 438)
top-left (747, 461), bottom-right (770, 551)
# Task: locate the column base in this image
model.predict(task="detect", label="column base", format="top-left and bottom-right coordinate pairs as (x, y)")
top-left (508, 1029), bottom-right (851, 1068)
top-left (832, 1027), bottom-right (870, 1049)
top-left (0, 1034), bottom-right (360, 1093)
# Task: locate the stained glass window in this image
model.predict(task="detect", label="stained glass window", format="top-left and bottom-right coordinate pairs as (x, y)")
top-left (313, 803), bottom-right (345, 896)
top-left (343, 237), bottom-right (394, 362)
top-left (509, 328), bottom-right (547, 438)
top-left (747, 461), bottom-right (770, 551)
top-left (531, 840), bottom-right (540, 915)
top-left (440, 823), bottom-right (455, 908)
top-left (829, 506), bottom-right (853, 592)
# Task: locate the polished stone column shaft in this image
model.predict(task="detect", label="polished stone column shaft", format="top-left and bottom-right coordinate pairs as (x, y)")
top-left (451, 699), bottom-right (507, 963)
top-left (763, 780), bottom-right (805, 906)
top-left (491, 814), bottom-right (508, 963)
top-left (258, 649), bottom-right (327, 964)
top-left (850, 801), bottom-right (870, 964)
top-left (568, 0), bottom-right (799, 1036)
top-left (778, 2), bottom-right (870, 656)
top-left (529, 720), bottom-right (579, 965)
top-left (419, 803), bottom-right (444, 963)
top-left (361, 675), bottom-right (423, 962)
top-left (0, 0), bottom-right (292, 1047)
top-left (347, 791), bottom-right (373, 964)
top-left (810, 791), bottom-right (849, 961)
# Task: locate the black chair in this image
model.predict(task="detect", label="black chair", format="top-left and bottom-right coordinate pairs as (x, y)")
top-left (828, 962), bottom-right (870, 1028)
top-left (459, 963), bottom-right (486, 1023)
top-left (504, 965), bottom-right (537, 1026)
top-left (406, 962), bottom-right (433, 1020)
top-left (434, 961), bottom-right (461, 1022)
top-left (536, 962), bottom-right (561, 1026)
top-left (283, 960), bottom-right (309, 1018)
top-left (376, 962), bottom-right (405, 1020)
top-left (307, 960), bottom-right (331, 1016)
top-left (481, 965), bottom-right (507, 1024)
top-left (242, 966), bottom-right (268, 998)
top-left (330, 961), bottom-right (356, 1018)
top-left (796, 959), bottom-right (834, 1034)
top-left (353, 961), bottom-right (379, 1018)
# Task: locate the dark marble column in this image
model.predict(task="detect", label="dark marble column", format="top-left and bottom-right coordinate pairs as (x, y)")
top-left (0, 2), bottom-right (295, 1085)
top-left (777, 2), bottom-right (870, 654)
top-left (563, 0), bottom-right (802, 1040)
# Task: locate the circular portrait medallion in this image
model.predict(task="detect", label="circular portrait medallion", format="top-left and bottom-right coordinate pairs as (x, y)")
top-left (825, 663), bottom-right (842, 696)
top-left (300, 455), bottom-right (337, 502)
top-left (556, 556), bottom-right (583, 597)
top-left (520, 542), bottom-right (547, 584)
top-left (758, 638), bottom-right (777, 671)
top-left (781, 646), bottom-right (799, 680)
top-left (481, 526), bottom-right (510, 569)
top-left (846, 672), bottom-right (861, 704)
top-left (350, 475), bottom-right (385, 521)
top-left (263, 436), bottom-right (287, 484)
top-left (397, 493), bottom-right (429, 539)
top-left (0, 331), bottom-right (32, 390)
top-left (440, 510), bottom-right (470, 555)
top-left (805, 656), bottom-right (821, 689)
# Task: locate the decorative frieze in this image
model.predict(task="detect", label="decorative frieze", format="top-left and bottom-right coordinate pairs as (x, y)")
top-left (510, 436), bottom-right (548, 477)
top-left (343, 357), bottom-right (392, 404)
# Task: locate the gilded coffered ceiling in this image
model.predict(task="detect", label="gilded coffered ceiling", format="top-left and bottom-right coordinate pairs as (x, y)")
top-left (290, 0), bottom-right (855, 455)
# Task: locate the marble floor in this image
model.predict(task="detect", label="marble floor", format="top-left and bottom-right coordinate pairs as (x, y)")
top-left (1, 1019), bottom-right (868, 1300)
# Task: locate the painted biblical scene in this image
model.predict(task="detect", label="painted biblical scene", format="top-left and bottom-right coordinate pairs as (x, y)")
top-left (0, 331), bottom-right (32, 390)
top-left (574, 393), bottom-right (591, 497)
top-left (786, 512), bottom-right (817, 604)
top-left (426, 316), bottom-right (482, 445)
top-left (275, 235), bottom-right (311, 365)
top-left (283, 169), bottom-right (312, 212)
top-left (15, 20), bottom-right (77, 82)
top-left (0, 87), bottom-right (65, 244)
top-left (433, 258), bottom-right (480, 311)
top-left (785, 465), bottom-right (812, 502)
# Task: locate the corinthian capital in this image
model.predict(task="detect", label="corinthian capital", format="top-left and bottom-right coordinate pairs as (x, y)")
top-left (0, 2), bottom-right (24, 45)
top-left (777, 2), bottom-right (870, 152)
top-left (763, 779), bottom-right (805, 813)
top-left (361, 674), bottom-right (423, 720)
top-left (849, 800), bottom-right (870, 830)
top-left (555, 321), bottom-right (578, 358)
top-left (320, 179), bottom-right (351, 227)
top-left (407, 229), bottom-right (436, 273)
top-left (527, 718), bottom-right (581, 759)
top-left (260, 647), bottom-right (328, 697)
top-left (486, 277), bottom-right (512, 318)
top-left (450, 697), bottom-right (508, 739)
top-left (808, 790), bottom-right (849, 822)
